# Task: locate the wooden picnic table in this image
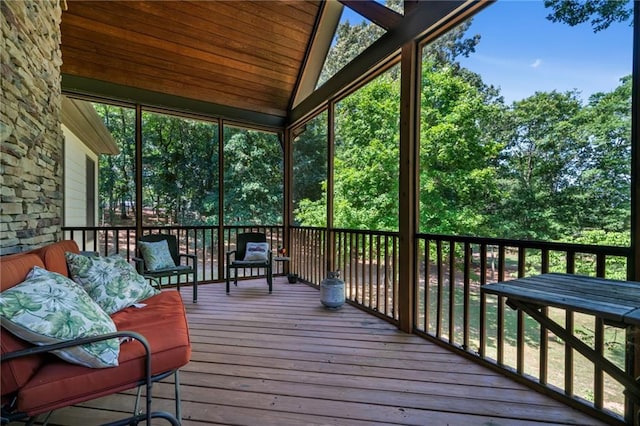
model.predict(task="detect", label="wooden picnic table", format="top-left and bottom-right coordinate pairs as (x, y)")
top-left (482, 273), bottom-right (640, 424)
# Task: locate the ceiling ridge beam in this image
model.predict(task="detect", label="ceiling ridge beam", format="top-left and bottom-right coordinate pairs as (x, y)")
top-left (290, 0), bottom-right (343, 111)
top-left (289, 1), bottom-right (486, 125)
top-left (339, 0), bottom-right (403, 30)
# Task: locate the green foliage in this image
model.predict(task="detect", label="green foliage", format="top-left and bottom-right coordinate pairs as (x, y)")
top-left (94, 0), bottom-right (632, 268)
top-left (292, 112), bottom-right (328, 226)
top-left (96, 108), bottom-right (284, 227)
top-left (223, 127), bottom-right (283, 225)
top-left (419, 60), bottom-right (504, 237)
top-left (94, 104), bottom-right (136, 223)
top-left (295, 1), bottom-right (632, 255)
top-left (496, 91), bottom-right (587, 240)
top-left (544, 0), bottom-right (633, 32)
top-left (333, 70), bottom-right (401, 231)
top-left (141, 112), bottom-right (219, 224)
top-left (573, 76), bottom-right (632, 232)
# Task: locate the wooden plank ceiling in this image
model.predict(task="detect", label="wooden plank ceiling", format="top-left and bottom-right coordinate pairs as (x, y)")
top-left (61, 1), bottom-right (322, 121)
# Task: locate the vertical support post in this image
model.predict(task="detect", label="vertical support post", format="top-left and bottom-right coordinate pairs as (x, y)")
top-left (135, 104), bottom-right (143, 241)
top-left (631, 0), bottom-right (639, 283)
top-left (625, 1), bottom-right (640, 424)
top-left (327, 103), bottom-right (336, 274)
top-left (398, 40), bottom-right (419, 333)
top-left (282, 130), bottom-right (292, 275)
top-left (217, 121), bottom-right (225, 281)
top-left (628, 3), bottom-right (639, 423)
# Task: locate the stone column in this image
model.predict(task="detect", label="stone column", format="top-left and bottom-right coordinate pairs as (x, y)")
top-left (1, 0), bottom-right (64, 255)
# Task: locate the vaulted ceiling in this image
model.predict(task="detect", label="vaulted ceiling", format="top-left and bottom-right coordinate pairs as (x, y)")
top-left (61, 0), bottom-right (336, 127)
top-left (60, 1), bottom-right (478, 129)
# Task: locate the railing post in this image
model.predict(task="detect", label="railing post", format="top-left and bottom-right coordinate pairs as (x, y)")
top-left (398, 40), bottom-right (419, 333)
top-left (135, 104), bottom-right (143, 244)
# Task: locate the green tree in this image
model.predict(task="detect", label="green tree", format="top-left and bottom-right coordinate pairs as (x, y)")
top-left (223, 128), bottom-right (283, 225)
top-left (573, 75), bottom-right (632, 232)
top-left (496, 91), bottom-right (586, 240)
top-left (296, 71), bottom-right (401, 231)
top-left (95, 104), bottom-right (135, 224)
top-left (292, 112), bottom-right (328, 226)
top-left (141, 113), bottom-right (219, 225)
top-left (419, 60), bottom-right (504, 236)
top-left (544, 0), bottom-right (633, 32)
top-left (333, 70), bottom-right (400, 231)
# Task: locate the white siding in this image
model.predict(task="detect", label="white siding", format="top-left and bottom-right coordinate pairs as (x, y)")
top-left (63, 124), bottom-right (98, 248)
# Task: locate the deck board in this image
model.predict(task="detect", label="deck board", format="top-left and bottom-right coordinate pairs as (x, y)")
top-left (41, 278), bottom-right (606, 425)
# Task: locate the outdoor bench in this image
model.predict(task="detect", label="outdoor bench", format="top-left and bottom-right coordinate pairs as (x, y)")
top-left (0, 240), bottom-right (191, 425)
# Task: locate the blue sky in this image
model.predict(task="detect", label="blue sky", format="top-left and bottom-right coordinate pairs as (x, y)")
top-left (457, 1), bottom-right (633, 104)
top-left (341, 1), bottom-right (633, 104)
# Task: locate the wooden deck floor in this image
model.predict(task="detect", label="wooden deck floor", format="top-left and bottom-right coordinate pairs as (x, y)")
top-left (45, 277), bottom-right (606, 425)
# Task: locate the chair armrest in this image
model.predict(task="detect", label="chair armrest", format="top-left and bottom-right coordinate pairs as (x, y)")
top-left (226, 249), bottom-right (236, 264)
top-left (132, 256), bottom-right (145, 274)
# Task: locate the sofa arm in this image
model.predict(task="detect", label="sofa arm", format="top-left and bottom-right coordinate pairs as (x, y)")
top-left (1, 331), bottom-right (157, 425)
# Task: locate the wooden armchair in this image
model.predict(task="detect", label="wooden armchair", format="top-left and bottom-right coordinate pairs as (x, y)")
top-left (134, 234), bottom-right (198, 303)
top-left (226, 232), bottom-right (273, 294)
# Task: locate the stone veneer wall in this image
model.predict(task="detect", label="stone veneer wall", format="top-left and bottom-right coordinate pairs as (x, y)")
top-left (1, 0), bottom-right (64, 255)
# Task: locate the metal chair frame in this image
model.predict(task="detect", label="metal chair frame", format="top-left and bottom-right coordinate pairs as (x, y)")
top-left (226, 232), bottom-right (273, 294)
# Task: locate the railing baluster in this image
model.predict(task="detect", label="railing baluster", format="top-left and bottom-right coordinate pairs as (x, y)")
top-left (385, 235), bottom-right (390, 317)
top-left (517, 247), bottom-right (526, 374)
top-left (392, 235), bottom-right (397, 320)
top-left (497, 245), bottom-right (505, 366)
top-left (596, 253), bottom-right (606, 278)
top-left (594, 317), bottom-right (604, 410)
top-left (565, 309), bottom-right (574, 397)
top-left (463, 242), bottom-right (471, 351)
top-left (375, 234), bottom-right (381, 312)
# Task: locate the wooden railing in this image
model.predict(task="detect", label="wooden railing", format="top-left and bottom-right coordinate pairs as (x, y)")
top-left (62, 225), bottom-right (286, 282)
top-left (63, 224), bottom-right (633, 423)
top-left (290, 227), bottom-right (399, 322)
top-left (416, 234), bottom-right (632, 424)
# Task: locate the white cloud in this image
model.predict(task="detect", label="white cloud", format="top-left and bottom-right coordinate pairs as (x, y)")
top-left (530, 59), bottom-right (542, 68)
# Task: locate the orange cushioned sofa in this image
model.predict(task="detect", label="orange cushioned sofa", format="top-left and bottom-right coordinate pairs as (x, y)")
top-left (0, 240), bottom-right (191, 425)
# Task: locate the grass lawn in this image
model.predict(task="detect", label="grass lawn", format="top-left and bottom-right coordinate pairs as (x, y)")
top-left (415, 271), bottom-right (627, 417)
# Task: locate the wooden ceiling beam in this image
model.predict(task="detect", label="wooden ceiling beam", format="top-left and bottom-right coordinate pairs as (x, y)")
top-left (290, 0), bottom-right (343, 109)
top-left (339, 0), bottom-right (403, 30)
top-left (62, 74), bottom-right (287, 129)
top-left (289, 1), bottom-right (486, 125)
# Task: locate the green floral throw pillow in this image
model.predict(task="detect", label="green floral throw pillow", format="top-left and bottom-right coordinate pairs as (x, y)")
top-left (0, 267), bottom-right (120, 368)
top-left (138, 239), bottom-right (176, 271)
top-left (65, 252), bottom-right (160, 315)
